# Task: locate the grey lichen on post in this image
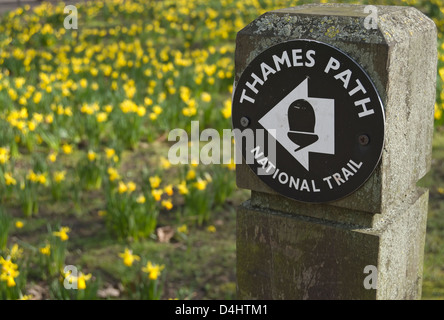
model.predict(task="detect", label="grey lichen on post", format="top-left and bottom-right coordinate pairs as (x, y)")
top-left (235, 4), bottom-right (436, 300)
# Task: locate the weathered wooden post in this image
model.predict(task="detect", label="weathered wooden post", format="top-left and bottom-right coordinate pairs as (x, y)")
top-left (232, 4), bottom-right (437, 300)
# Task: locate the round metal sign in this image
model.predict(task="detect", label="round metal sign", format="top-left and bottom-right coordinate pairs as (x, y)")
top-left (232, 39), bottom-right (385, 203)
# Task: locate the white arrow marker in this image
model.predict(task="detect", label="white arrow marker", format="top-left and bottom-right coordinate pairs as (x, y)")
top-left (258, 78), bottom-right (335, 171)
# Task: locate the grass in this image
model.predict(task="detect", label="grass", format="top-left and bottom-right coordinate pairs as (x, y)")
top-left (420, 127), bottom-right (444, 299)
top-left (5, 136), bottom-right (248, 299)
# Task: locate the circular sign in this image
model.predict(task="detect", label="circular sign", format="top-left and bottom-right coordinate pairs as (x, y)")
top-left (232, 39), bottom-right (385, 203)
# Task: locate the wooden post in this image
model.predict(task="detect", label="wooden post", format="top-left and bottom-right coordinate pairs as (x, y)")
top-left (233, 4), bottom-right (437, 300)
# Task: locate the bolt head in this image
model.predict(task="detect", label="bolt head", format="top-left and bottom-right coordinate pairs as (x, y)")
top-left (240, 117), bottom-right (250, 127)
top-left (359, 134), bottom-right (370, 146)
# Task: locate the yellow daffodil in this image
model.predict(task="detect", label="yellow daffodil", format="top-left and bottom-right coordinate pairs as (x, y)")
top-left (48, 152), bottom-right (57, 163)
top-left (105, 148), bottom-right (115, 159)
top-left (151, 189), bottom-right (163, 201)
top-left (127, 181), bottom-right (136, 193)
top-left (61, 143), bottom-right (73, 155)
top-left (164, 184), bottom-right (173, 196)
top-left (149, 175), bottom-right (161, 189)
top-left (107, 167), bottom-right (120, 181)
top-left (194, 178), bottom-right (207, 191)
top-left (26, 170), bottom-right (47, 185)
top-left (77, 272), bottom-right (92, 290)
top-left (207, 225), bottom-right (216, 233)
top-left (33, 91), bottom-right (42, 104)
top-left (177, 224), bottom-right (188, 234)
top-left (152, 105), bottom-right (162, 115)
top-left (137, 106), bottom-right (146, 117)
top-left (118, 248), bottom-right (140, 267)
top-left (87, 150), bottom-right (97, 161)
top-left (225, 159), bottom-right (236, 171)
top-left (201, 92), bottom-right (212, 102)
top-left (0, 257), bottom-right (19, 288)
top-left (0, 268), bottom-right (19, 287)
top-left (4, 172), bottom-right (16, 186)
top-left (98, 210), bottom-right (107, 217)
top-left (142, 261), bottom-right (165, 280)
top-left (136, 194), bottom-right (146, 204)
top-left (177, 180), bottom-right (189, 195)
top-left (53, 170), bottom-right (66, 183)
top-left (118, 181), bottom-right (128, 193)
top-left (45, 114), bottom-right (53, 124)
top-left (186, 169), bottom-right (196, 180)
top-left (161, 199), bottom-right (173, 210)
top-left (7, 244), bottom-right (23, 260)
top-left (160, 157), bottom-right (171, 169)
top-left (79, 78), bottom-right (88, 88)
top-left (39, 244), bottom-right (51, 256)
top-left (52, 226), bottom-right (70, 241)
top-left (221, 99), bottom-right (231, 119)
top-left (96, 112), bottom-right (108, 122)
top-left (0, 148), bottom-right (10, 164)
top-left (104, 105), bottom-right (113, 113)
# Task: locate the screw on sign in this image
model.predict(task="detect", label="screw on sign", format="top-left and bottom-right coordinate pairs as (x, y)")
top-left (240, 116), bottom-right (250, 128)
top-left (232, 39), bottom-right (385, 203)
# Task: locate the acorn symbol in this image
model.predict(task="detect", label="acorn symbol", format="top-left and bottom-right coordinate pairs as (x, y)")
top-left (287, 99), bottom-right (319, 152)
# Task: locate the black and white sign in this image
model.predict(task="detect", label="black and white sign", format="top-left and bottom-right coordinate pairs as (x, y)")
top-left (232, 39), bottom-right (385, 203)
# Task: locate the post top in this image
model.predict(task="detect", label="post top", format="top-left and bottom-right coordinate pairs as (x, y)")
top-left (272, 4), bottom-right (404, 17)
top-left (238, 3), bottom-right (436, 49)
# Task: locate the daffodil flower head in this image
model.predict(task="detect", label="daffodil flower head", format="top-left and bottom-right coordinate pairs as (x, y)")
top-left (118, 248), bottom-right (140, 267)
top-left (127, 181), bottom-right (136, 193)
top-left (107, 167), bottom-right (121, 181)
top-left (61, 143), bottom-right (73, 154)
top-left (194, 178), bottom-right (207, 191)
top-left (163, 184), bottom-right (173, 196)
top-left (149, 175), bottom-right (161, 189)
top-left (118, 181), bottom-right (128, 193)
top-left (77, 272), bottom-right (92, 290)
top-left (53, 226), bottom-right (70, 241)
top-left (177, 224), bottom-right (188, 234)
top-left (7, 244), bottom-right (23, 260)
top-left (161, 199), bottom-right (173, 210)
top-left (142, 261), bottom-right (165, 280)
top-left (4, 172), bottom-right (17, 186)
top-left (186, 169), bottom-right (196, 180)
top-left (87, 150), bottom-right (97, 161)
top-left (0, 256), bottom-right (20, 287)
top-left (177, 180), bottom-right (188, 195)
top-left (207, 225), bottom-right (216, 233)
top-left (151, 189), bottom-right (163, 201)
top-left (53, 170), bottom-right (66, 183)
top-left (136, 194), bottom-right (146, 204)
top-left (39, 244), bottom-right (51, 256)
top-left (105, 147), bottom-right (116, 159)
top-left (160, 157), bottom-right (171, 169)
top-left (47, 151), bottom-right (57, 163)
